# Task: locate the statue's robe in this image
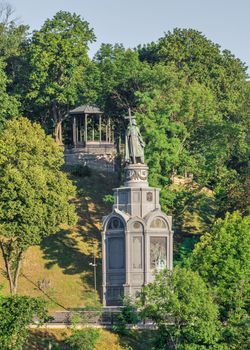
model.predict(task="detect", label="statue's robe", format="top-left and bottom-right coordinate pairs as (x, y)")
top-left (125, 125), bottom-right (145, 164)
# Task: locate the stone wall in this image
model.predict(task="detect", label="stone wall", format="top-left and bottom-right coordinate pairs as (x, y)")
top-left (64, 151), bottom-right (115, 172)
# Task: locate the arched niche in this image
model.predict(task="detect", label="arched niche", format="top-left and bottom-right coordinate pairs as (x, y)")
top-left (107, 217), bottom-right (124, 231)
top-left (106, 216), bottom-right (125, 272)
top-left (150, 217), bottom-right (167, 229)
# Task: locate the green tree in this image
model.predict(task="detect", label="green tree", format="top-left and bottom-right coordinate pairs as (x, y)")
top-left (139, 28), bottom-right (247, 117)
top-left (135, 30), bottom-right (249, 224)
top-left (0, 3), bottom-right (28, 125)
top-left (139, 267), bottom-right (222, 350)
top-left (189, 212), bottom-right (250, 349)
top-left (0, 117), bottom-right (77, 294)
top-left (0, 59), bottom-right (18, 127)
top-left (92, 44), bottom-right (146, 112)
top-left (0, 294), bottom-right (49, 350)
top-left (0, 3), bottom-right (28, 60)
top-left (26, 11), bottom-right (95, 140)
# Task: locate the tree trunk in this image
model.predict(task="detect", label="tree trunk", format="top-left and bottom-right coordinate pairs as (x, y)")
top-left (13, 251), bottom-right (24, 294)
top-left (54, 121), bottom-right (63, 145)
top-left (52, 100), bottom-right (61, 144)
top-left (52, 102), bottom-right (68, 145)
top-left (0, 242), bottom-right (15, 293)
top-left (0, 242), bottom-right (24, 295)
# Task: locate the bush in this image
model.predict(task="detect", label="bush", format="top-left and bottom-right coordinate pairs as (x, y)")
top-left (0, 295), bottom-right (49, 350)
top-left (112, 297), bottom-right (139, 335)
top-left (70, 164), bottom-right (92, 177)
top-left (66, 329), bottom-right (100, 350)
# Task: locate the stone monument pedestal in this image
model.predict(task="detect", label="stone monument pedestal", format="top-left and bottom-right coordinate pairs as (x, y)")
top-left (102, 163), bottom-right (173, 306)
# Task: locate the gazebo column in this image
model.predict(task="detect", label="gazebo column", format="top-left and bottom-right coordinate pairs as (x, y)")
top-left (85, 114), bottom-right (88, 144)
top-left (99, 114), bottom-right (102, 142)
top-left (108, 118), bottom-right (111, 143)
top-left (79, 116), bottom-right (82, 143)
top-left (92, 119), bottom-right (95, 141)
top-left (72, 116), bottom-right (76, 147)
top-left (76, 117), bottom-right (79, 144)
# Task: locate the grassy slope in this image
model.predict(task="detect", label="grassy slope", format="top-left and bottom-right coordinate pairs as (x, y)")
top-left (0, 170), bottom-right (118, 311)
top-left (0, 171), bottom-right (215, 309)
top-left (26, 329), bottom-right (154, 350)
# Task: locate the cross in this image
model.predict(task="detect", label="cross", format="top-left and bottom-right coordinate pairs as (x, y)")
top-left (125, 107), bottom-right (133, 125)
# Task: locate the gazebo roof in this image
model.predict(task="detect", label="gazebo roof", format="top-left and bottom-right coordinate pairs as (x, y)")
top-left (69, 105), bottom-right (103, 115)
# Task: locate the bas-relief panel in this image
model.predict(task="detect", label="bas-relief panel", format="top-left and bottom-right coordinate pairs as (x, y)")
top-left (150, 218), bottom-right (167, 228)
top-left (150, 237), bottom-right (167, 270)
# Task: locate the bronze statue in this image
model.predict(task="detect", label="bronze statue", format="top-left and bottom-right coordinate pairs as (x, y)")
top-left (125, 109), bottom-right (145, 164)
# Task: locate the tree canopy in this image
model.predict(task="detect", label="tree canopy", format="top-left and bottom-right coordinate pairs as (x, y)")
top-left (139, 267), bottom-right (222, 350)
top-left (189, 212), bottom-right (250, 349)
top-left (0, 117), bottom-right (76, 293)
top-left (26, 11), bottom-right (95, 140)
top-left (87, 29), bottom-right (249, 226)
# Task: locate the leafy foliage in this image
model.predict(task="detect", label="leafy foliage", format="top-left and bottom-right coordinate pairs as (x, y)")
top-left (139, 267), bottom-right (222, 349)
top-left (26, 11), bottom-right (95, 139)
top-left (88, 29), bottom-right (249, 227)
top-left (0, 117), bottom-right (77, 293)
top-left (189, 212), bottom-right (250, 349)
top-left (66, 329), bottom-right (100, 350)
top-left (112, 297), bottom-right (139, 335)
top-left (0, 294), bottom-right (48, 350)
top-left (0, 4), bottom-right (28, 126)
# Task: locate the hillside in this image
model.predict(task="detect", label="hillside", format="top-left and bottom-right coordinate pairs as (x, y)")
top-left (0, 169), bottom-right (118, 311)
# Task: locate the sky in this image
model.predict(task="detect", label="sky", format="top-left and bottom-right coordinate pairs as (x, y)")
top-left (8, 0), bottom-right (250, 73)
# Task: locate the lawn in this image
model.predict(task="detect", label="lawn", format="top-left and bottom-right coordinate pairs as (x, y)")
top-left (0, 169), bottom-right (118, 311)
top-left (26, 328), bottom-right (155, 350)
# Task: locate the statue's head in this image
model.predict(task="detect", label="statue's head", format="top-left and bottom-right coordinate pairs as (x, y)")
top-left (131, 117), bottom-right (137, 126)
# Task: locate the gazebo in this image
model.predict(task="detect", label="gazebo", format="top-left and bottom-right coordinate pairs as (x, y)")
top-left (64, 105), bottom-right (116, 171)
top-left (69, 105), bottom-right (113, 148)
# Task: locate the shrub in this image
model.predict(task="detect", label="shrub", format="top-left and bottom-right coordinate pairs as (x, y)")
top-left (66, 329), bottom-right (100, 350)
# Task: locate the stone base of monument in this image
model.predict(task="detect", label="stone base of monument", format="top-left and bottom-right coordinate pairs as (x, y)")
top-left (102, 162), bottom-right (174, 307)
top-left (124, 163), bottom-right (149, 187)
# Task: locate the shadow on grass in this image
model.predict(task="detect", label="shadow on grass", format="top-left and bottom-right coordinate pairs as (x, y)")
top-left (25, 330), bottom-right (69, 350)
top-left (40, 171), bottom-right (119, 303)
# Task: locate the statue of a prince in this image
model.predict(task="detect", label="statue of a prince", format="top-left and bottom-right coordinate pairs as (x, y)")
top-left (125, 109), bottom-right (145, 164)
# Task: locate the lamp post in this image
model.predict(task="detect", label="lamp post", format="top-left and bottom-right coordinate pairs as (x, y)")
top-left (89, 254), bottom-right (97, 291)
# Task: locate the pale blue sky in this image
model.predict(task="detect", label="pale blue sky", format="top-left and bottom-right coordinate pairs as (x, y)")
top-left (9, 0), bottom-right (250, 73)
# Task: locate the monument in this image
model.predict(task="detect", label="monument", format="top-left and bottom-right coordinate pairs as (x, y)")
top-left (102, 110), bottom-right (173, 306)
